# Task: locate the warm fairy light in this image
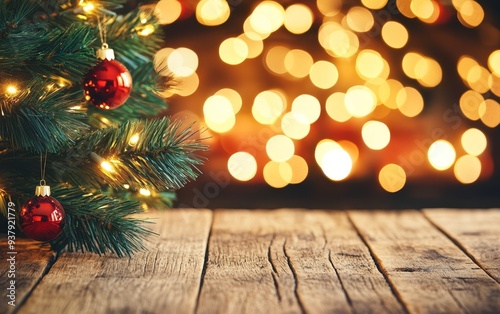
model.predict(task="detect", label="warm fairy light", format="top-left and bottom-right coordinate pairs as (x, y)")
top-left (321, 147), bottom-right (353, 181)
top-left (196, 0), bottom-right (230, 26)
top-left (381, 21), bottom-right (408, 49)
top-left (326, 92), bottom-right (351, 122)
top-left (228, 152), bottom-right (257, 181)
top-left (266, 46), bottom-right (289, 75)
top-left (396, 87), bottom-right (424, 117)
top-left (362, 121), bottom-right (391, 150)
top-left (203, 95), bottom-right (235, 133)
top-left (100, 161), bottom-right (114, 172)
top-left (82, 2), bottom-right (95, 12)
top-left (219, 37), bottom-right (248, 65)
top-left (250, 1), bottom-right (285, 35)
top-left (309, 60), bottom-right (339, 89)
top-left (418, 0), bottom-right (440, 24)
top-left (454, 155), bottom-right (481, 184)
top-left (459, 90), bottom-right (483, 121)
top-left (286, 155), bottom-right (308, 184)
top-left (356, 50), bottom-right (385, 80)
top-left (319, 22), bottom-right (359, 58)
top-left (345, 6), bottom-right (374, 33)
top-left (285, 49), bottom-right (313, 78)
top-left (345, 85), bottom-right (377, 117)
top-left (380, 79), bottom-right (404, 109)
top-left (168, 47), bottom-right (198, 77)
top-left (129, 133), bottom-right (140, 146)
top-left (123, 184), bottom-right (130, 189)
top-left (488, 50), bottom-right (500, 76)
top-left (461, 128), bottom-right (487, 156)
top-left (316, 0), bottom-right (342, 17)
top-left (402, 52), bottom-right (424, 79)
top-left (410, 0), bottom-right (435, 20)
top-left (5, 85), bottom-right (18, 95)
top-left (489, 74), bottom-right (500, 97)
top-left (428, 140), bottom-right (456, 171)
top-left (379, 164), bottom-right (406, 193)
top-left (478, 99), bottom-right (500, 128)
top-left (266, 135), bottom-right (295, 162)
top-left (361, 0), bottom-right (388, 10)
top-left (153, 47), bottom-right (175, 75)
top-left (415, 57), bottom-right (442, 87)
top-left (315, 139), bottom-right (341, 166)
top-left (238, 34), bottom-right (263, 59)
top-left (466, 65), bottom-right (490, 94)
top-left (263, 161), bottom-right (291, 188)
top-left (457, 56), bottom-right (479, 81)
top-left (284, 4), bottom-right (313, 35)
top-left (252, 90), bottom-right (286, 125)
top-left (291, 94), bottom-right (321, 124)
top-left (281, 112), bottom-right (310, 140)
top-left (139, 188), bottom-right (151, 196)
top-left (397, 0), bottom-right (416, 18)
top-left (243, 16), bottom-right (270, 41)
top-left (138, 24), bottom-right (155, 37)
top-left (457, 0), bottom-right (484, 28)
top-left (215, 88), bottom-right (242, 114)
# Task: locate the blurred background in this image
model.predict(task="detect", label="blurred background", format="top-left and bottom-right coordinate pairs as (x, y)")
top-left (149, 0), bottom-right (499, 209)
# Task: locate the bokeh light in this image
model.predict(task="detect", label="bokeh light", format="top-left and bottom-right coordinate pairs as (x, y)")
top-left (461, 128), bottom-right (487, 156)
top-left (379, 164), bottom-right (406, 193)
top-left (219, 37), bottom-right (248, 65)
top-left (167, 47), bottom-right (199, 77)
top-left (345, 85), bottom-right (377, 117)
top-left (266, 135), bottom-right (295, 162)
top-left (252, 90), bottom-right (286, 125)
top-left (454, 155), bottom-right (482, 184)
top-left (309, 60), bottom-right (339, 89)
top-left (291, 94), bottom-right (321, 124)
top-left (362, 120), bottom-right (391, 150)
top-left (284, 4), bottom-right (313, 34)
top-left (228, 152), bottom-right (258, 181)
top-left (381, 21), bottom-right (409, 49)
top-left (196, 0), bottom-right (230, 26)
top-left (428, 140), bottom-right (456, 171)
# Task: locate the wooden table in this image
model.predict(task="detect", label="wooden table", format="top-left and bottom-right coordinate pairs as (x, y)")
top-left (2, 209), bottom-right (499, 314)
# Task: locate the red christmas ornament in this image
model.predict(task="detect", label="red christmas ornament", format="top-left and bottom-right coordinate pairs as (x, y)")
top-left (83, 44), bottom-right (132, 109)
top-left (20, 184), bottom-right (65, 242)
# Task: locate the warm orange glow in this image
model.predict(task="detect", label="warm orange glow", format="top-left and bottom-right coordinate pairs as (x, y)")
top-left (284, 4), bottom-right (313, 34)
top-left (215, 88), bottom-right (242, 114)
top-left (488, 50), bottom-right (500, 76)
top-left (285, 49), bottom-right (313, 78)
top-left (457, 0), bottom-right (484, 28)
top-left (454, 155), bottom-right (481, 184)
top-left (361, 0), bottom-right (388, 10)
top-left (326, 92), bottom-right (351, 122)
top-left (461, 128), bottom-right (487, 156)
top-left (459, 90), bottom-right (483, 121)
top-left (396, 87), bottom-right (424, 117)
top-left (265, 46), bottom-right (289, 75)
top-left (478, 99), bottom-right (500, 128)
top-left (346, 6), bottom-right (374, 32)
top-left (264, 161), bottom-right (291, 188)
top-left (196, 0), bottom-right (230, 26)
top-left (286, 155), bottom-right (309, 184)
top-left (155, 0), bottom-right (182, 25)
top-left (381, 21), bottom-right (408, 49)
top-left (219, 37), bottom-right (248, 65)
top-left (316, 0), bottom-right (342, 17)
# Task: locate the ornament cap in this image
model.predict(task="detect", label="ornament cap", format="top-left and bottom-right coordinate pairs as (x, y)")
top-left (35, 185), bottom-right (51, 197)
top-left (96, 43), bottom-right (115, 61)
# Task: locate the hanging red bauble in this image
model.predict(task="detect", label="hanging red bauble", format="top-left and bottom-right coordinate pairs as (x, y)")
top-left (19, 184), bottom-right (65, 242)
top-left (83, 44), bottom-right (132, 110)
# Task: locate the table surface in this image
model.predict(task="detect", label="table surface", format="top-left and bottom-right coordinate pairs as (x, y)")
top-left (1, 208), bottom-right (499, 314)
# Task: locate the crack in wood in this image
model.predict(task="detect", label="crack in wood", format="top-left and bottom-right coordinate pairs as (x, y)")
top-left (266, 235), bottom-right (282, 301)
top-left (347, 214), bottom-right (410, 314)
top-left (327, 250), bottom-right (353, 308)
top-left (282, 240), bottom-right (306, 314)
top-left (422, 211), bottom-right (500, 285)
top-left (194, 212), bottom-right (214, 314)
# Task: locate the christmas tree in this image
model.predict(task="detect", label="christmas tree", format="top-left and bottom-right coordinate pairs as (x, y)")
top-left (0, 0), bottom-right (206, 256)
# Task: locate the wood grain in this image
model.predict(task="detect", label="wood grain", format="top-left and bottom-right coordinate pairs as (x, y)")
top-left (17, 209), bottom-right (212, 314)
top-left (349, 210), bottom-right (500, 314)
top-left (423, 208), bottom-right (500, 283)
top-left (196, 209), bottom-right (403, 314)
top-left (0, 238), bottom-right (55, 314)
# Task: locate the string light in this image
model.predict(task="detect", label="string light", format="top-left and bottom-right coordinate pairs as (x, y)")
top-left (139, 188), bottom-right (151, 196)
top-left (5, 85), bottom-right (18, 96)
top-left (100, 160), bottom-right (114, 172)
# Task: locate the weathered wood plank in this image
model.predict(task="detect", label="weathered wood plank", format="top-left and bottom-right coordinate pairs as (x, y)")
top-left (349, 210), bottom-right (500, 314)
top-left (197, 209), bottom-right (403, 314)
top-left (0, 238), bottom-right (55, 314)
top-left (423, 208), bottom-right (500, 283)
top-left (17, 209), bottom-right (212, 314)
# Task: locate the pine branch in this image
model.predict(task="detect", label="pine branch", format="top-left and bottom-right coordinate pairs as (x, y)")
top-left (59, 118), bottom-right (207, 191)
top-left (49, 186), bottom-right (154, 257)
top-left (0, 84), bottom-right (89, 153)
